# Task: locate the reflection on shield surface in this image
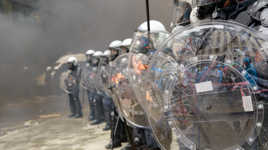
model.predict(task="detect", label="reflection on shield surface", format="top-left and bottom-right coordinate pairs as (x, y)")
top-left (138, 21), bottom-right (268, 150)
top-left (110, 53), bottom-right (148, 128)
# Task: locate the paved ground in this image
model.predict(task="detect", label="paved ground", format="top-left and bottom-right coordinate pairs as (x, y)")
top-left (0, 94), bottom-right (124, 150)
top-left (0, 95), bottom-right (66, 129)
top-left (0, 116), bottom-right (123, 150)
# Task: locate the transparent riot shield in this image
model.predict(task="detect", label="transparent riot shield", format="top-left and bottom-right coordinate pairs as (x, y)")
top-left (94, 69), bottom-right (105, 97)
top-left (129, 33), bottom-right (180, 150)
top-left (128, 31), bottom-right (179, 149)
top-left (109, 53), bottom-right (149, 128)
top-left (80, 65), bottom-right (99, 93)
top-left (142, 21), bottom-right (268, 150)
top-left (80, 64), bottom-right (100, 123)
top-left (97, 61), bottom-right (111, 97)
top-left (106, 61), bottom-right (124, 118)
top-left (58, 71), bottom-right (72, 118)
top-left (96, 60), bottom-right (124, 118)
top-left (129, 53), bottom-right (179, 150)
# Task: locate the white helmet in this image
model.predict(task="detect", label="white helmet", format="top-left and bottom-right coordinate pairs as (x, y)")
top-left (46, 66), bottom-right (52, 72)
top-left (121, 38), bottom-right (133, 47)
top-left (86, 49), bottom-right (95, 55)
top-left (109, 40), bottom-right (122, 48)
top-left (93, 51), bottom-right (103, 57)
top-left (67, 56), bottom-right (78, 66)
top-left (103, 49), bottom-right (111, 56)
top-left (138, 20), bottom-right (167, 33)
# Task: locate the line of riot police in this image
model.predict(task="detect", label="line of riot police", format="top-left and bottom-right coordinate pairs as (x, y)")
top-left (62, 0), bottom-right (268, 150)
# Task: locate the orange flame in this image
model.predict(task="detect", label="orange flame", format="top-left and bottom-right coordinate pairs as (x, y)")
top-left (112, 73), bottom-right (125, 84)
top-left (146, 91), bottom-right (153, 103)
top-left (132, 56), bottom-right (148, 74)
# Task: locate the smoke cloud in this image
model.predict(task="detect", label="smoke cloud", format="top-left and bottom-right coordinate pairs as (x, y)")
top-left (0, 0), bottom-right (172, 99)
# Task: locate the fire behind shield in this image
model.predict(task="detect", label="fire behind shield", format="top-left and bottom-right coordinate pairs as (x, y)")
top-left (129, 51), bottom-right (179, 150)
top-left (138, 21), bottom-right (268, 150)
top-left (109, 53), bottom-right (149, 128)
top-left (128, 31), bottom-right (176, 149)
top-left (106, 59), bottom-right (124, 118)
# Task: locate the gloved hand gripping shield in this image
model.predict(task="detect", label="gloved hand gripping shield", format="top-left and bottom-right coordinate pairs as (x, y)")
top-left (146, 21), bottom-right (267, 150)
top-left (109, 53), bottom-right (148, 128)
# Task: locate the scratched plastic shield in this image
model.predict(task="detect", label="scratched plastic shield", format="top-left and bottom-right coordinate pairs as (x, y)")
top-left (110, 53), bottom-right (148, 128)
top-left (88, 66), bottom-right (99, 91)
top-left (97, 61), bottom-right (112, 96)
top-left (106, 61), bottom-right (123, 117)
top-left (145, 21), bottom-right (268, 150)
top-left (80, 64), bottom-right (98, 122)
top-left (129, 51), bottom-right (179, 150)
top-left (128, 31), bottom-right (180, 150)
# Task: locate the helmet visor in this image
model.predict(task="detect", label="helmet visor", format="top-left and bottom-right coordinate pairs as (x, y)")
top-left (130, 31), bottom-right (169, 54)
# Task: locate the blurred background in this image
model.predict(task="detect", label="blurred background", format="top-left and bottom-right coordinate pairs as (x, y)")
top-left (0, 0), bottom-right (172, 128)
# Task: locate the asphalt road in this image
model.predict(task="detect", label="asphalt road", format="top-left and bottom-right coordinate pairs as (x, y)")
top-left (0, 117), bottom-right (115, 150)
top-left (0, 95), bottom-right (66, 129)
top-left (0, 94), bottom-right (123, 150)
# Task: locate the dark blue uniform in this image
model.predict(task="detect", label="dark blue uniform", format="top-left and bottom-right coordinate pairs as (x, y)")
top-left (64, 66), bottom-right (82, 118)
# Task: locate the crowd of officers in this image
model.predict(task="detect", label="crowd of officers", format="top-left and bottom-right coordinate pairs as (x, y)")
top-left (64, 26), bottom-right (162, 149)
top-left (62, 0), bottom-right (268, 150)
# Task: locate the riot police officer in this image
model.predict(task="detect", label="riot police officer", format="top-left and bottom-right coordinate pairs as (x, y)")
top-left (99, 50), bottom-right (114, 131)
top-left (64, 56), bottom-right (83, 118)
top-left (91, 51), bottom-right (105, 125)
top-left (129, 20), bottom-right (168, 150)
top-left (81, 49), bottom-right (95, 121)
top-left (105, 40), bottom-right (131, 149)
top-left (120, 38), bottom-right (133, 55)
top-left (109, 40), bottom-right (122, 61)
